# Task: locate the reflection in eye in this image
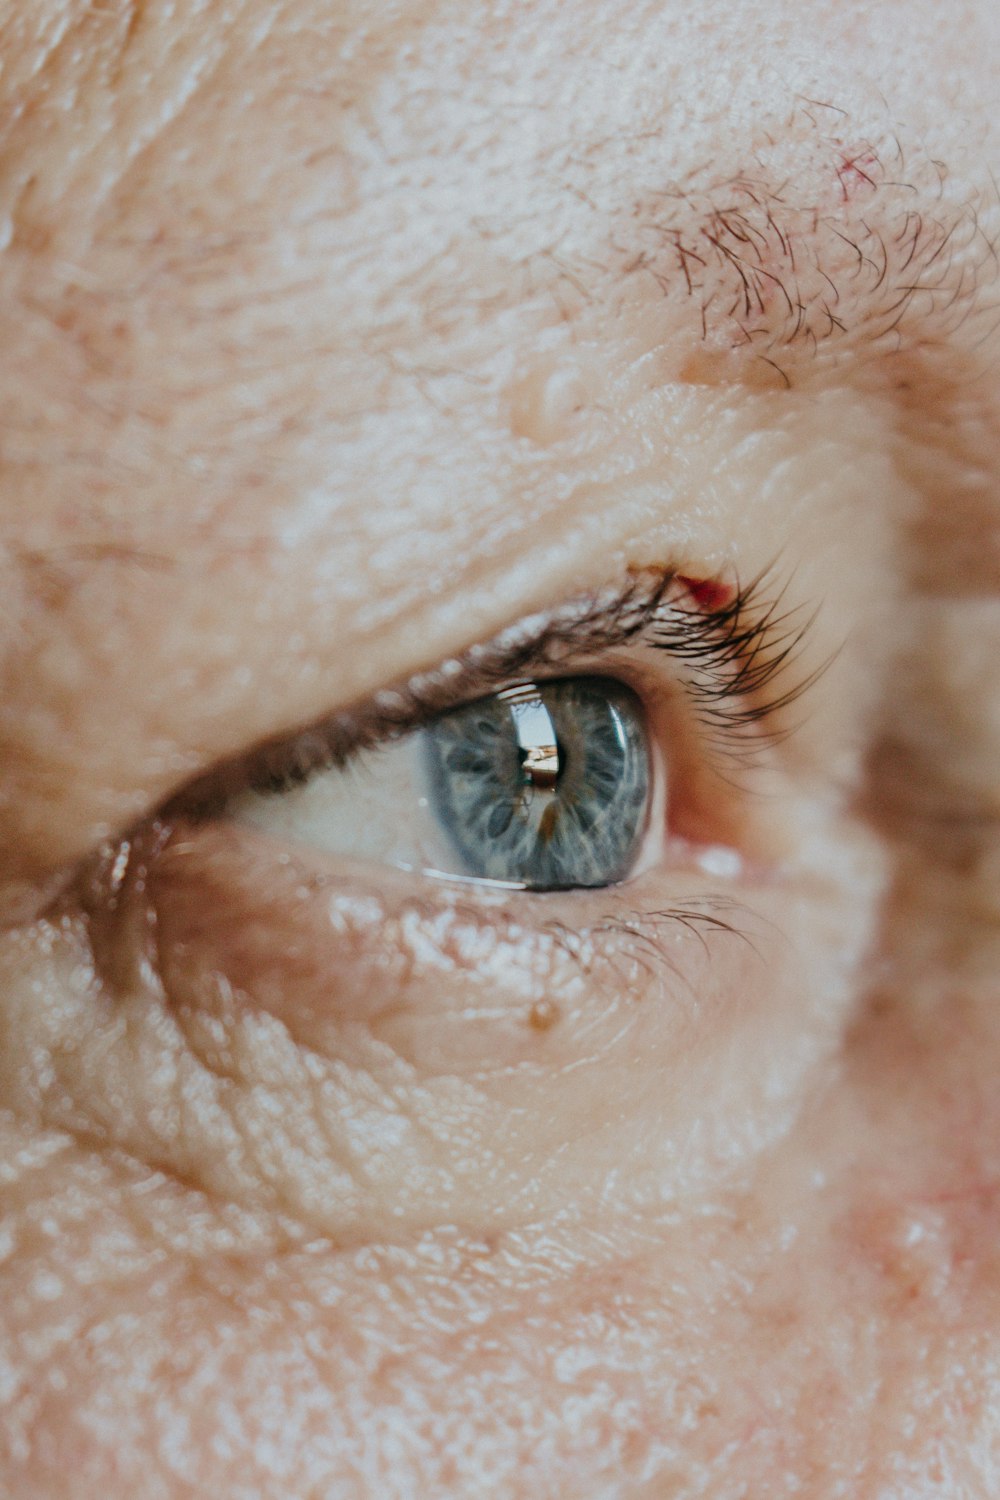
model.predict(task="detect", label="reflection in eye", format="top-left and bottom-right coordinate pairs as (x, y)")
top-left (424, 677), bottom-right (650, 889)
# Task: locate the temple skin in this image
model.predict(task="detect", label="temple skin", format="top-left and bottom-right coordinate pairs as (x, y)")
top-left (1, 0), bottom-right (1000, 1495)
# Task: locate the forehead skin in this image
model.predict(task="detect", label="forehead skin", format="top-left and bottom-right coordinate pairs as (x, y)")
top-left (0, 0), bottom-right (997, 899)
top-left (1, 2), bottom-right (1000, 1498)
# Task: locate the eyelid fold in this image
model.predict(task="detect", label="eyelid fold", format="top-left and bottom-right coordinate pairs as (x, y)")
top-left (151, 561), bottom-right (822, 901)
top-left (166, 562), bottom-right (815, 824)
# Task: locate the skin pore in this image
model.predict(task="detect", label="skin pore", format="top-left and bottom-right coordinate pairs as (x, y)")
top-left (1, 0), bottom-right (1000, 1494)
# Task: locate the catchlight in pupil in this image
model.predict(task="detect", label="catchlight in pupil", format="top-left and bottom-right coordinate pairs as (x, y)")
top-left (422, 677), bottom-right (651, 889)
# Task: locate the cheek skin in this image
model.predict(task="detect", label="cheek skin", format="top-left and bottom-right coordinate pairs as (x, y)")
top-left (3, 1022), bottom-right (998, 1500)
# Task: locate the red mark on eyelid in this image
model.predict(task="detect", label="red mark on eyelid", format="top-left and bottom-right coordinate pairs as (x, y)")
top-left (677, 575), bottom-right (735, 613)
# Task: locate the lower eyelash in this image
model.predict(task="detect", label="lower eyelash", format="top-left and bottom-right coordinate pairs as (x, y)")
top-left (541, 897), bottom-right (762, 997)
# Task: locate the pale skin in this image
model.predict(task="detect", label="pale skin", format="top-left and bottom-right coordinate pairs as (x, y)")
top-left (1, 0), bottom-right (999, 1494)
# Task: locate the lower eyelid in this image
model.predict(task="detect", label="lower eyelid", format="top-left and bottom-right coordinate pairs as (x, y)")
top-left (55, 809), bottom-right (851, 1241)
top-left (131, 819), bottom-right (767, 1060)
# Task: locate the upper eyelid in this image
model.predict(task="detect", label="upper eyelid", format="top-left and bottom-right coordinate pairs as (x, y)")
top-left (168, 562), bottom-right (816, 817)
top-left (167, 568), bottom-right (683, 813)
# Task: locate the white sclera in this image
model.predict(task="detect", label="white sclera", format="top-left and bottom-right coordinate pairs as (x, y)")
top-left (229, 734), bottom-right (466, 877)
top-left (229, 678), bottom-right (665, 889)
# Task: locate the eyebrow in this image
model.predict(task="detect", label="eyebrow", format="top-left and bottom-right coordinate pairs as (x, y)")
top-left (609, 107), bottom-right (1000, 390)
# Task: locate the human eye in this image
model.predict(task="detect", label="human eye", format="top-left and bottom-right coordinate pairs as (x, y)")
top-left (164, 568), bottom-right (807, 898)
top-left (54, 535), bottom-right (863, 1254)
top-left (417, 676), bottom-right (651, 888)
top-left (234, 673), bottom-right (654, 890)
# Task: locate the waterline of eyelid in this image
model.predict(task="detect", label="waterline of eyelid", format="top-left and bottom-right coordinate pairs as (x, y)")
top-left (392, 864), bottom-right (529, 891)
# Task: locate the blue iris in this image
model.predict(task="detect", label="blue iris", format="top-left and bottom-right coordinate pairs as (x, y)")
top-left (422, 677), bottom-right (650, 889)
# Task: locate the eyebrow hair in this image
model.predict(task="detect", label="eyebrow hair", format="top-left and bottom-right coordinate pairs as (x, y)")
top-left (606, 104), bottom-right (1000, 391)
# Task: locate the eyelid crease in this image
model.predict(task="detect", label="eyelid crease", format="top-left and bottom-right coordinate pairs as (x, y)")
top-left (170, 562), bottom-right (817, 816)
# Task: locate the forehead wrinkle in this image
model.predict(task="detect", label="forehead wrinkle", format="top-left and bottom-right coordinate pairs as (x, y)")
top-left (4, 8), bottom-right (993, 415)
top-left (0, 23), bottom-right (994, 508)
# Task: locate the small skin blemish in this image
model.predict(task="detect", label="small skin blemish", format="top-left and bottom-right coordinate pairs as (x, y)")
top-left (834, 146), bottom-right (880, 203)
top-left (529, 996), bottom-right (560, 1032)
top-left (677, 574), bottom-right (736, 614)
top-left (506, 358), bottom-right (591, 446)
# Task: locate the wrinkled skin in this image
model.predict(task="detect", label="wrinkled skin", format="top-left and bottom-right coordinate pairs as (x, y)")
top-left (1, 1), bottom-right (1000, 1495)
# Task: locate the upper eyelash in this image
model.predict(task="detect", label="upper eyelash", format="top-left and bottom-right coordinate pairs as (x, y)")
top-left (381, 566), bottom-right (817, 760)
top-left (653, 572), bottom-right (823, 754)
top-left (172, 563), bottom-right (817, 813)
